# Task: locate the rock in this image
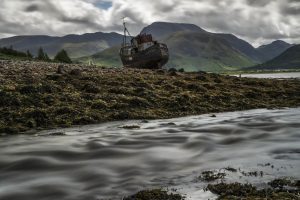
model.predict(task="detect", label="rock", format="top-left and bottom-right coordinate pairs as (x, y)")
top-left (195, 75), bottom-right (208, 81)
top-left (119, 125), bottom-right (140, 129)
top-left (69, 69), bottom-right (81, 76)
top-left (169, 71), bottom-right (178, 76)
top-left (210, 114), bottom-right (217, 118)
top-left (48, 131), bottom-right (66, 136)
top-left (57, 65), bottom-right (67, 74)
top-left (199, 170), bottom-right (226, 182)
top-left (167, 122), bottom-right (176, 125)
top-left (156, 69), bottom-right (165, 74)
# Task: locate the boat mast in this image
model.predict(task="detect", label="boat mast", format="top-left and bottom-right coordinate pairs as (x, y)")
top-left (122, 18), bottom-right (131, 47)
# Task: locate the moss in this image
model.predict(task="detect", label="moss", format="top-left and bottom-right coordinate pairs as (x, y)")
top-left (224, 167), bottom-right (237, 172)
top-left (124, 189), bottom-right (184, 200)
top-left (206, 179), bottom-right (300, 200)
top-left (91, 99), bottom-right (108, 109)
top-left (268, 178), bottom-right (293, 189)
top-left (199, 171), bottom-right (226, 182)
top-left (0, 60), bottom-right (300, 134)
top-left (207, 182), bottom-right (257, 198)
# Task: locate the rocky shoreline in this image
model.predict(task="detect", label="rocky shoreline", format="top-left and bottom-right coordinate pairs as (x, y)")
top-left (0, 60), bottom-right (300, 134)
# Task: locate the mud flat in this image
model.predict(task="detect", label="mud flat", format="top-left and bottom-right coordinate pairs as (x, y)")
top-left (0, 60), bottom-right (300, 134)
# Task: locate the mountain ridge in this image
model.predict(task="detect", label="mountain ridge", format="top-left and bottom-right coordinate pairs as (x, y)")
top-left (0, 32), bottom-right (123, 58)
top-left (0, 21), bottom-right (295, 72)
top-left (256, 40), bottom-right (294, 62)
top-left (248, 44), bottom-right (300, 70)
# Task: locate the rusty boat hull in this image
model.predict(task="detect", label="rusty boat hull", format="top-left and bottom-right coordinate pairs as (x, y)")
top-left (120, 43), bottom-right (169, 69)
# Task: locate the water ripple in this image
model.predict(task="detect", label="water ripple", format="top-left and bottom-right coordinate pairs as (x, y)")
top-left (0, 108), bottom-right (300, 200)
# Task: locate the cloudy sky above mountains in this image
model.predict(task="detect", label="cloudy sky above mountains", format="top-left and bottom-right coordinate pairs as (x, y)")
top-left (0, 0), bottom-right (299, 46)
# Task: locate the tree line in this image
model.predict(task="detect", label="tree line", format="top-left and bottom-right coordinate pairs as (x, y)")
top-left (0, 46), bottom-right (72, 63)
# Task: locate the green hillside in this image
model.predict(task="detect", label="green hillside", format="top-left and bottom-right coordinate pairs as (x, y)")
top-left (164, 31), bottom-right (254, 72)
top-left (0, 32), bottom-right (123, 59)
top-left (77, 46), bottom-right (122, 67)
top-left (248, 45), bottom-right (300, 70)
top-left (256, 40), bottom-right (294, 62)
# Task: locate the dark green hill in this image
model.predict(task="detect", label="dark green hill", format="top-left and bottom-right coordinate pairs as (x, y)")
top-left (164, 31), bottom-right (254, 72)
top-left (0, 32), bottom-right (123, 58)
top-left (141, 22), bottom-right (262, 63)
top-left (216, 34), bottom-right (263, 62)
top-left (256, 40), bottom-right (294, 62)
top-left (249, 45), bottom-right (300, 70)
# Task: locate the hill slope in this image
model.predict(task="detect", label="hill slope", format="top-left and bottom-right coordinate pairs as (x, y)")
top-left (141, 22), bottom-right (267, 64)
top-left (257, 40), bottom-right (294, 62)
top-left (0, 32), bottom-right (123, 58)
top-left (77, 46), bottom-right (121, 67)
top-left (164, 31), bottom-right (254, 72)
top-left (216, 34), bottom-right (263, 63)
top-left (249, 45), bottom-right (300, 70)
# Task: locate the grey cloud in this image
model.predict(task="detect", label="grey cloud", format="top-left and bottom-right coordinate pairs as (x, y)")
top-left (0, 0), bottom-right (299, 46)
top-left (246, 0), bottom-right (270, 7)
top-left (282, 4), bottom-right (300, 15)
top-left (25, 4), bottom-right (40, 12)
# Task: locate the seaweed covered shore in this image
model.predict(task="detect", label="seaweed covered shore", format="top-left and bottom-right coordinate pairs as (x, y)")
top-left (1, 60), bottom-right (300, 134)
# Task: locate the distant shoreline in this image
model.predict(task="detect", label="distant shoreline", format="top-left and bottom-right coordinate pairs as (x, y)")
top-left (1, 60), bottom-right (300, 135)
top-left (224, 69), bottom-right (300, 75)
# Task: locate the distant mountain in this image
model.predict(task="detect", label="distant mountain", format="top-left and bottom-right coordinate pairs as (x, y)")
top-left (74, 23), bottom-right (296, 72)
top-left (1, 21), bottom-right (295, 72)
top-left (216, 34), bottom-right (263, 63)
top-left (257, 40), bottom-right (294, 62)
top-left (140, 22), bottom-right (206, 40)
top-left (0, 32), bottom-right (123, 58)
top-left (249, 45), bottom-right (300, 70)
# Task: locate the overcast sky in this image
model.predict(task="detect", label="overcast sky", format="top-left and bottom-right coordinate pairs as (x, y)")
top-left (0, 0), bottom-right (299, 46)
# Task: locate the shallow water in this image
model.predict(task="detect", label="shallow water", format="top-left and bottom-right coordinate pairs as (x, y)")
top-left (238, 72), bottom-right (300, 79)
top-left (1, 108), bottom-right (300, 200)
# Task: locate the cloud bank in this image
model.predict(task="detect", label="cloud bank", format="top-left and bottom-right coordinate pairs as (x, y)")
top-left (0, 0), bottom-right (299, 46)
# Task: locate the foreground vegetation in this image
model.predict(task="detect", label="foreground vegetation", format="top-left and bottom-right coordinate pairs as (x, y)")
top-left (125, 167), bottom-right (300, 200)
top-left (0, 60), bottom-right (300, 134)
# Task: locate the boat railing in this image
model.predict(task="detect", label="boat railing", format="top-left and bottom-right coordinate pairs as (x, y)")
top-left (159, 43), bottom-right (168, 50)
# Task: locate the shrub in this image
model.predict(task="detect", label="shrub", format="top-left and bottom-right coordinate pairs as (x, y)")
top-left (54, 49), bottom-right (72, 63)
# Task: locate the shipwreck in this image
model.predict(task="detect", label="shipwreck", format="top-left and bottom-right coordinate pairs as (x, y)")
top-left (119, 20), bottom-right (169, 69)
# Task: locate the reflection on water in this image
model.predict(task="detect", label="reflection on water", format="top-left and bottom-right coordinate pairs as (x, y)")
top-left (0, 108), bottom-right (300, 200)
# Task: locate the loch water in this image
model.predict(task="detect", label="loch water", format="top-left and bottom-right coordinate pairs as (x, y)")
top-left (0, 108), bottom-right (300, 200)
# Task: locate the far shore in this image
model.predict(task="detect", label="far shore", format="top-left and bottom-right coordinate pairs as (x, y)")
top-left (223, 69), bottom-right (300, 75)
top-left (1, 60), bottom-right (300, 134)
